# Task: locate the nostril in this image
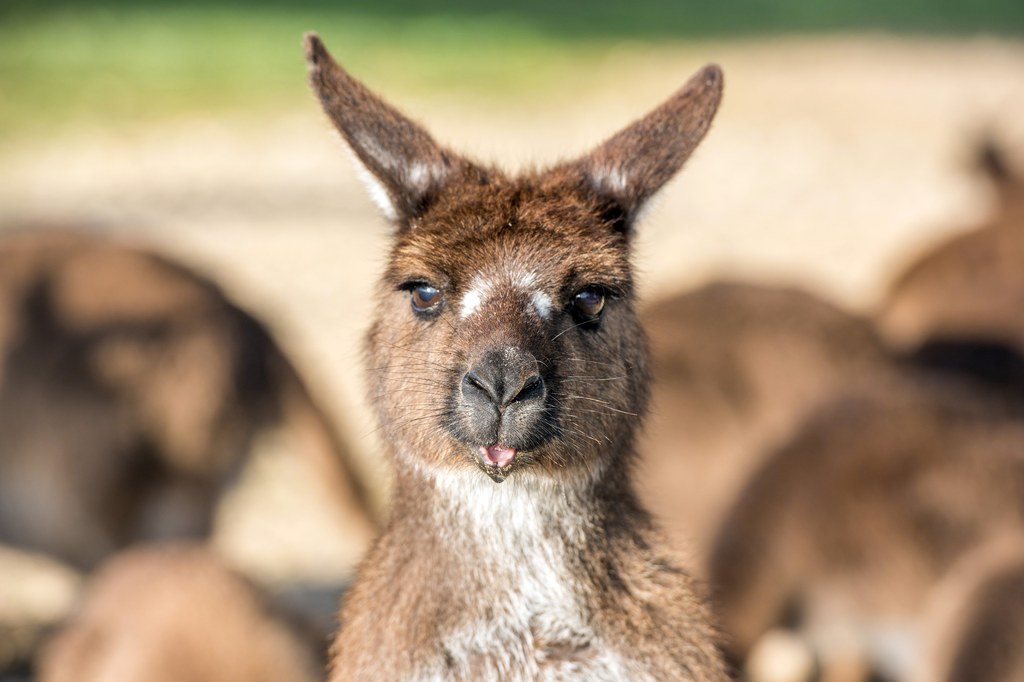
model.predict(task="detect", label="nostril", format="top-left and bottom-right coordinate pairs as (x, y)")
top-left (464, 371), bottom-right (485, 391)
top-left (511, 375), bottom-right (545, 404)
top-left (463, 370), bottom-right (498, 403)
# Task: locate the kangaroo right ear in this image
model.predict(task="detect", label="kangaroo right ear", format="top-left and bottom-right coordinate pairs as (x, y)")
top-left (304, 33), bottom-right (465, 224)
top-left (564, 64), bottom-right (723, 236)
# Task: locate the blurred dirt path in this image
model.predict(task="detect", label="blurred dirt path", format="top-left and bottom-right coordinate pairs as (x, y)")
top-left (1, 35), bottom-right (1022, 582)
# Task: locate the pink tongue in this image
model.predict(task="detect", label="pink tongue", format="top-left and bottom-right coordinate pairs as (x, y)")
top-left (481, 444), bottom-right (516, 468)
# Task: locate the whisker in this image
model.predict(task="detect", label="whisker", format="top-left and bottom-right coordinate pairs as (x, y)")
top-left (562, 395), bottom-right (639, 417)
top-left (551, 319), bottom-right (595, 341)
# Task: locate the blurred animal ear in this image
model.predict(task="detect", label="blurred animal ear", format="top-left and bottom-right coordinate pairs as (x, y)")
top-left (976, 136), bottom-right (1024, 213)
top-left (563, 64), bottom-right (723, 235)
top-left (304, 33), bottom-right (467, 224)
top-left (978, 138), bottom-right (1011, 184)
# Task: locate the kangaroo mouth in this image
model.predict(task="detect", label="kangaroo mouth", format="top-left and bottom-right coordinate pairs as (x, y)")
top-left (480, 444), bottom-right (516, 467)
top-left (475, 443), bottom-right (517, 482)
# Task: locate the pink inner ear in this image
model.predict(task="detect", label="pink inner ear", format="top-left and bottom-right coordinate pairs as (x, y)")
top-left (480, 444), bottom-right (516, 468)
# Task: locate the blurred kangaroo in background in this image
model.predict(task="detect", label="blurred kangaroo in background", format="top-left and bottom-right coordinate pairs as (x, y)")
top-left (879, 139), bottom-right (1024, 367)
top-left (702, 139), bottom-right (1024, 682)
top-left (913, 535), bottom-right (1024, 682)
top-left (304, 32), bottom-right (728, 680)
top-left (0, 229), bottom-right (377, 571)
top-left (708, 368), bottom-right (1024, 682)
top-left (38, 544), bottom-right (319, 682)
top-left (637, 281), bottom-right (885, 556)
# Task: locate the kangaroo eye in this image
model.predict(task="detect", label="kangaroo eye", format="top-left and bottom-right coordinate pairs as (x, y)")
top-left (572, 287), bottom-right (606, 319)
top-left (411, 285), bottom-right (442, 313)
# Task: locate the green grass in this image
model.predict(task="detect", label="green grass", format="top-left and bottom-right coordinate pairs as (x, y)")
top-left (0, 8), bottom-right (587, 142)
top-left (1, 1), bottom-right (1022, 143)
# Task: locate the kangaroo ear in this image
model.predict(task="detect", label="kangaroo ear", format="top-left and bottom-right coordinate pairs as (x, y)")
top-left (568, 64), bottom-right (723, 235)
top-left (305, 33), bottom-right (464, 223)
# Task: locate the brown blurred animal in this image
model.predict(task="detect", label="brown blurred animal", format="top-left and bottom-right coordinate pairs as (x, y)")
top-left (708, 368), bottom-right (1024, 681)
top-left (304, 32), bottom-right (727, 680)
top-left (914, 536), bottom-right (1024, 682)
top-left (0, 229), bottom-right (377, 571)
top-left (878, 140), bottom-right (1024, 357)
top-left (637, 281), bottom-right (885, 555)
top-left (38, 544), bottom-right (318, 682)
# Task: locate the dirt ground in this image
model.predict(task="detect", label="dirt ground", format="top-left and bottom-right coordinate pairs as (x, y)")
top-left (1, 35), bottom-right (1023, 588)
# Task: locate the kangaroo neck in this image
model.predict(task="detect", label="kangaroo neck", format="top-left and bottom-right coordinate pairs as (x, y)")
top-left (388, 454), bottom-right (643, 574)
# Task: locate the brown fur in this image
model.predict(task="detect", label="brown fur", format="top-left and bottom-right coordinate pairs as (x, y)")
top-left (708, 368), bottom-right (1024, 680)
top-left (0, 229), bottom-right (376, 570)
top-left (878, 141), bottom-right (1024, 355)
top-left (637, 281), bottom-right (885, 556)
top-left (915, 536), bottom-right (1024, 682)
top-left (38, 544), bottom-right (318, 682)
top-left (304, 32), bottom-right (728, 680)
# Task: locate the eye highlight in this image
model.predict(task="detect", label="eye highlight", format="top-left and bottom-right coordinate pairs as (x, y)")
top-left (572, 287), bottom-right (606, 319)
top-left (409, 284), bottom-right (443, 314)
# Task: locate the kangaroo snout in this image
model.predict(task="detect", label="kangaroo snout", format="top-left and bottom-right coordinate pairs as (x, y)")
top-left (457, 346), bottom-right (548, 454)
top-left (463, 346), bottom-right (544, 408)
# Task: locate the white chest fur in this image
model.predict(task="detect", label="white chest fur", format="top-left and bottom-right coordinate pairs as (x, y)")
top-left (418, 469), bottom-right (651, 682)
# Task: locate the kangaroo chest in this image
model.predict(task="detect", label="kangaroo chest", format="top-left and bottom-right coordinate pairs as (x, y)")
top-left (386, 473), bottom-right (651, 682)
top-left (431, 552), bottom-right (633, 682)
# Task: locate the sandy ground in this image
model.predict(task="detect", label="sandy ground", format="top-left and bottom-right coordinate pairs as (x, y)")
top-left (1, 35), bottom-right (1023, 589)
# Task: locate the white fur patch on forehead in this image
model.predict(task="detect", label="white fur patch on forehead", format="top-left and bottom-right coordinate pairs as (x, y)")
top-left (459, 275), bottom-right (491, 318)
top-left (530, 291), bottom-right (553, 320)
top-left (459, 268), bottom-right (552, 320)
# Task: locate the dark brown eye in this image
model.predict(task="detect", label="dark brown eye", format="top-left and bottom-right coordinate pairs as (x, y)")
top-left (573, 287), bottom-right (606, 318)
top-left (411, 285), bottom-right (442, 313)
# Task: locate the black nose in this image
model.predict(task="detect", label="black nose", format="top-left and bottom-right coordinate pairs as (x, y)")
top-left (462, 347), bottom-right (544, 409)
top-left (459, 346), bottom-right (547, 447)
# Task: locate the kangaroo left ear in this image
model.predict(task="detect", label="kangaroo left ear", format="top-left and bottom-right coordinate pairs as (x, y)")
top-left (566, 64), bottom-right (724, 235)
top-left (304, 32), bottom-right (468, 225)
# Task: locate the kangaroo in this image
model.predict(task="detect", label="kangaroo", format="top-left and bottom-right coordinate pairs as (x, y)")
top-left (707, 368), bottom-right (1024, 681)
top-left (878, 140), bottom-right (1024, 359)
top-left (914, 535), bottom-right (1024, 682)
top-left (0, 229), bottom-right (377, 571)
top-left (38, 544), bottom-right (319, 682)
top-left (304, 33), bottom-right (727, 681)
top-left (637, 280), bottom-right (885, 557)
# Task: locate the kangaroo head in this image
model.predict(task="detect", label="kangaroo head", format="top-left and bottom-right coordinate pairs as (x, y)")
top-left (306, 33), bottom-right (722, 484)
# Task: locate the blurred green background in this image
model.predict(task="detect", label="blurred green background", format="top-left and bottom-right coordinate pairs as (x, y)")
top-left (3, 0), bottom-right (1023, 142)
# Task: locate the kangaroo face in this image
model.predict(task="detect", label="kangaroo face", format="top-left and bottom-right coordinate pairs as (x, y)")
top-left (367, 171), bottom-right (644, 482)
